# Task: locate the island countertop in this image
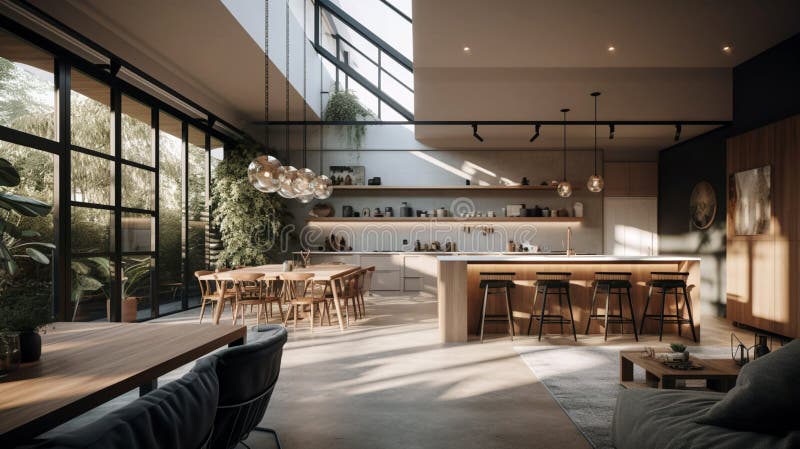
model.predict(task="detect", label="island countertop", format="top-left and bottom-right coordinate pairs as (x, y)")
top-left (437, 255), bottom-right (701, 343)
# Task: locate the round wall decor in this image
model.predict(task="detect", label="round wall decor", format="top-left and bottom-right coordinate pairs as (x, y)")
top-left (689, 181), bottom-right (717, 230)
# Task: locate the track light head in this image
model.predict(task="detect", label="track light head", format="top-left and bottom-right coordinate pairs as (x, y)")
top-left (529, 123), bottom-right (541, 142)
top-left (472, 124), bottom-right (484, 142)
top-left (609, 123), bottom-right (615, 139)
top-left (674, 123), bottom-right (682, 141)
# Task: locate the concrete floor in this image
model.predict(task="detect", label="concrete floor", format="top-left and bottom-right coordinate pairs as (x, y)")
top-left (48, 293), bottom-right (751, 448)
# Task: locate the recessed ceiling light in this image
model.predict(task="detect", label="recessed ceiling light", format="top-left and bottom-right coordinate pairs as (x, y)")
top-left (607, 45), bottom-right (616, 53)
top-left (463, 46), bottom-right (471, 52)
top-left (721, 44), bottom-right (733, 55)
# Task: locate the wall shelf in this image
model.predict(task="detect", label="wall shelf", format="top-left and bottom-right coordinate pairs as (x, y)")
top-left (305, 217), bottom-right (583, 223)
top-left (331, 185), bottom-right (579, 192)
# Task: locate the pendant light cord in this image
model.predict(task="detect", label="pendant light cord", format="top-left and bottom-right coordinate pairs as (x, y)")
top-left (264, 0), bottom-right (269, 152)
top-left (285, 0), bottom-right (290, 165)
top-left (593, 95), bottom-right (597, 176)
top-left (302, 0), bottom-right (307, 168)
top-left (562, 109), bottom-right (567, 181)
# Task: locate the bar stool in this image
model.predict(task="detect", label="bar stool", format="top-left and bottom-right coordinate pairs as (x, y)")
top-left (477, 272), bottom-right (516, 342)
top-left (640, 272), bottom-right (697, 342)
top-left (584, 272), bottom-right (638, 341)
top-left (530, 272), bottom-right (577, 341)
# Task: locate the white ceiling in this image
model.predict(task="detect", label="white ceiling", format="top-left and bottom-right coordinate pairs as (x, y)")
top-left (411, 0), bottom-right (800, 156)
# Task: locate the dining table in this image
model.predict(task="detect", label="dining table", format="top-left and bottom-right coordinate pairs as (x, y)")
top-left (0, 321), bottom-right (246, 446)
top-left (199, 263), bottom-right (362, 330)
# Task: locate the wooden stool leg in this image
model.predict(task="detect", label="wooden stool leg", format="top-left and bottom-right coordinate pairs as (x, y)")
top-left (627, 287), bottom-right (639, 342)
top-left (683, 286), bottom-right (697, 342)
top-left (479, 286), bottom-right (489, 342)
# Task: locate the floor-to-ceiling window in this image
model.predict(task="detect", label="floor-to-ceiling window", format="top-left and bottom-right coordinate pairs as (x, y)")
top-left (0, 21), bottom-right (229, 322)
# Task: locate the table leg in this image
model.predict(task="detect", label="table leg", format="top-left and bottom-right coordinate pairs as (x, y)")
top-left (139, 379), bottom-right (157, 396)
top-left (213, 282), bottom-right (226, 325)
top-left (646, 371), bottom-right (660, 388)
top-left (619, 356), bottom-right (634, 383)
top-left (330, 279), bottom-right (345, 331)
top-left (659, 376), bottom-right (676, 389)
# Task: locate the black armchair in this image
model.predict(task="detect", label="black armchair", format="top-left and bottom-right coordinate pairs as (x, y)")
top-left (208, 325), bottom-right (288, 449)
top-left (42, 356), bottom-right (219, 449)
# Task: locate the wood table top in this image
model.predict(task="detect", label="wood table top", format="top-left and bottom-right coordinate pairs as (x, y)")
top-left (199, 264), bottom-right (361, 282)
top-left (0, 321), bottom-right (246, 445)
top-left (620, 351), bottom-right (741, 378)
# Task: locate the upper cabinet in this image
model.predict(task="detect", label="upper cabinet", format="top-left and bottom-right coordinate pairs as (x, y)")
top-left (603, 162), bottom-right (658, 197)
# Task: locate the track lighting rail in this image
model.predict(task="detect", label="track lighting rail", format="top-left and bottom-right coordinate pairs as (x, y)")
top-left (254, 120), bottom-right (730, 126)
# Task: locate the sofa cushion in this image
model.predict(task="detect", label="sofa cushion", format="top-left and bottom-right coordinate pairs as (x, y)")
top-left (697, 339), bottom-right (800, 433)
top-left (613, 389), bottom-right (800, 449)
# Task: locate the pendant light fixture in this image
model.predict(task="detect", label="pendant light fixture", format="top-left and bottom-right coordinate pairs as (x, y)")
top-left (557, 108), bottom-right (573, 198)
top-left (586, 92), bottom-right (604, 193)
top-left (291, 0), bottom-right (316, 203)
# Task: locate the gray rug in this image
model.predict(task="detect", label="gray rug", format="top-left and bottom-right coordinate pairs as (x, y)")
top-left (515, 345), bottom-right (731, 449)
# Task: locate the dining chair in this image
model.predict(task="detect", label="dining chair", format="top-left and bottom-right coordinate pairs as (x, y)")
top-left (42, 356), bottom-right (219, 449)
top-left (280, 272), bottom-right (329, 332)
top-left (227, 272), bottom-right (269, 326)
top-left (195, 270), bottom-right (236, 324)
top-left (338, 271), bottom-right (361, 321)
top-left (357, 266), bottom-right (375, 318)
top-left (206, 325), bottom-right (288, 449)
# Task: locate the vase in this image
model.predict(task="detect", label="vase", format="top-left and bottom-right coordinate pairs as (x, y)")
top-left (0, 333), bottom-right (21, 376)
top-left (19, 331), bottom-right (42, 363)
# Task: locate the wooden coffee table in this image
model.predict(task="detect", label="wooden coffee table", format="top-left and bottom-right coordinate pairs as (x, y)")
top-left (619, 351), bottom-right (741, 392)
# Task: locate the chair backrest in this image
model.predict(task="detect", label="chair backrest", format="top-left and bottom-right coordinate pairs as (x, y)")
top-left (195, 270), bottom-right (214, 297)
top-left (226, 272), bottom-right (264, 282)
top-left (535, 272), bottom-right (571, 281)
top-left (207, 325), bottom-right (289, 449)
top-left (44, 357), bottom-right (219, 449)
top-left (594, 272), bottom-right (632, 281)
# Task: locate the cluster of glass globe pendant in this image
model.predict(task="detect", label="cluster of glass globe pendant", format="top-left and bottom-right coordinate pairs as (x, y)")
top-left (247, 155), bottom-right (333, 203)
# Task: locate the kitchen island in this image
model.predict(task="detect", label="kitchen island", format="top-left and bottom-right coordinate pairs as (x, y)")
top-left (437, 255), bottom-right (701, 343)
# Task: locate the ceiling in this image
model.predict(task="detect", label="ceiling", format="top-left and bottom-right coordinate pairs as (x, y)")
top-left (411, 0), bottom-right (800, 156)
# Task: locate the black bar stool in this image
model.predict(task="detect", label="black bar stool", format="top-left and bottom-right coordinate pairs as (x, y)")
top-left (529, 272), bottom-right (577, 341)
top-left (477, 272), bottom-right (516, 342)
top-left (584, 272), bottom-right (638, 341)
top-left (640, 272), bottom-right (697, 342)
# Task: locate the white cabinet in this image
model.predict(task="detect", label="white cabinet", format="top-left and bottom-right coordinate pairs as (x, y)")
top-left (307, 253), bottom-right (439, 293)
top-left (604, 197), bottom-right (658, 256)
top-left (361, 255), bottom-right (402, 291)
top-left (403, 255), bottom-right (438, 293)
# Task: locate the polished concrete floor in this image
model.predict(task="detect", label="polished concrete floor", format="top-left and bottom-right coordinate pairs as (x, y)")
top-left (48, 293), bottom-right (750, 448)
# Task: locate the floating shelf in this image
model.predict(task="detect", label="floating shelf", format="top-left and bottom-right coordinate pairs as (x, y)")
top-left (331, 185), bottom-right (579, 191)
top-left (305, 217), bottom-right (583, 223)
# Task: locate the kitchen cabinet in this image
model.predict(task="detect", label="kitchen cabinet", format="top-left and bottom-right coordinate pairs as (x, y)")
top-left (307, 253), bottom-right (439, 293)
top-left (604, 197), bottom-right (658, 256)
top-left (603, 162), bottom-right (658, 197)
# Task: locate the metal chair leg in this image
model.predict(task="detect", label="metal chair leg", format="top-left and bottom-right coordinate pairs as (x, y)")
top-left (603, 287), bottom-right (610, 341)
top-left (640, 285), bottom-right (653, 334)
top-left (585, 282), bottom-right (599, 334)
top-left (479, 286), bottom-right (489, 342)
top-left (528, 284), bottom-right (540, 335)
top-left (658, 289), bottom-right (666, 341)
top-left (683, 286), bottom-right (697, 342)
top-left (538, 289), bottom-right (548, 341)
top-left (566, 286), bottom-right (577, 342)
top-left (674, 289), bottom-right (682, 337)
top-left (627, 287), bottom-right (638, 341)
top-left (504, 286), bottom-right (514, 340)
top-left (254, 427), bottom-right (283, 449)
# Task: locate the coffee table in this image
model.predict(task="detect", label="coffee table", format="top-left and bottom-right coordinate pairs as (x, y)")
top-left (619, 351), bottom-right (741, 392)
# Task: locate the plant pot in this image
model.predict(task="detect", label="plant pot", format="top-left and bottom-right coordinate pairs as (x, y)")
top-left (19, 331), bottom-right (42, 363)
top-left (106, 297), bottom-right (140, 322)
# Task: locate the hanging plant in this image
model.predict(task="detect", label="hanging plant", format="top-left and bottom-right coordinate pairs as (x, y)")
top-left (323, 88), bottom-right (373, 150)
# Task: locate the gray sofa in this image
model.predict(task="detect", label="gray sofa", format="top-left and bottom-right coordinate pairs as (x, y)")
top-left (612, 339), bottom-right (800, 449)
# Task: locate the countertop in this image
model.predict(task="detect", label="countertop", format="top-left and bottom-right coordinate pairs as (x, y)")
top-left (436, 255), bottom-right (701, 262)
top-left (294, 251), bottom-right (592, 256)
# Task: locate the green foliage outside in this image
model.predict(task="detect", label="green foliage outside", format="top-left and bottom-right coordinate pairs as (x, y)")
top-left (212, 139), bottom-right (293, 267)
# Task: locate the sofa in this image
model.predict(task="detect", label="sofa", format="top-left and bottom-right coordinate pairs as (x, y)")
top-left (612, 339), bottom-right (800, 449)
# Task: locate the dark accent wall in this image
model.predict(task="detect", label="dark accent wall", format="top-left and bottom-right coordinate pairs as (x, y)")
top-left (658, 33), bottom-right (800, 317)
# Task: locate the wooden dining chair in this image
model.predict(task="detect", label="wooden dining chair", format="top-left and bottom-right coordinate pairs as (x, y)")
top-left (334, 271), bottom-right (361, 321)
top-left (357, 266), bottom-right (375, 318)
top-left (228, 272), bottom-right (269, 326)
top-left (195, 270), bottom-right (236, 324)
top-left (280, 272), bottom-right (330, 332)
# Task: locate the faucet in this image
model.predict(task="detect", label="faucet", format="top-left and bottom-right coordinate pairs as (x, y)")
top-left (566, 227), bottom-right (575, 256)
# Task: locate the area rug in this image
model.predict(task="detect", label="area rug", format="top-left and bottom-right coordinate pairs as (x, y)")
top-left (514, 345), bottom-right (731, 449)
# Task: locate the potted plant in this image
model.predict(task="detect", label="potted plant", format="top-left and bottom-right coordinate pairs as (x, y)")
top-left (323, 88), bottom-right (373, 152)
top-left (104, 257), bottom-right (151, 322)
top-left (670, 342), bottom-right (689, 362)
top-left (0, 158), bottom-right (54, 362)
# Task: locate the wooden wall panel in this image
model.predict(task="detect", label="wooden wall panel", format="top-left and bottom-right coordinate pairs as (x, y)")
top-left (726, 114), bottom-right (800, 338)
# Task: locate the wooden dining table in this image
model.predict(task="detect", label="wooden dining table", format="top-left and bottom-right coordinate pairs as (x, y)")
top-left (0, 321), bottom-right (245, 447)
top-left (199, 264), bottom-right (361, 330)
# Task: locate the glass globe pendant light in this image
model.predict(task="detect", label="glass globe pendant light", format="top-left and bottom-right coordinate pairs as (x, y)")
top-left (292, 167), bottom-right (317, 196)
top-left (278, 166), bottom-right (298, 198)
top-left (248, 155), bottom-right (283, 193)
top-left (313, 174), bottom-right (333, 199)
top-left (557, 108), bottom-right (573, 198)
top-left (586, 92), bottom-right (605, 193)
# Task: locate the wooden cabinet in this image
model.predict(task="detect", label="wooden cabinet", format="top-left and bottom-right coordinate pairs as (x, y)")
top-left (603, 197), bottom-right (658, 256)
top-left (603, 162), bottom-right (658, 197)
